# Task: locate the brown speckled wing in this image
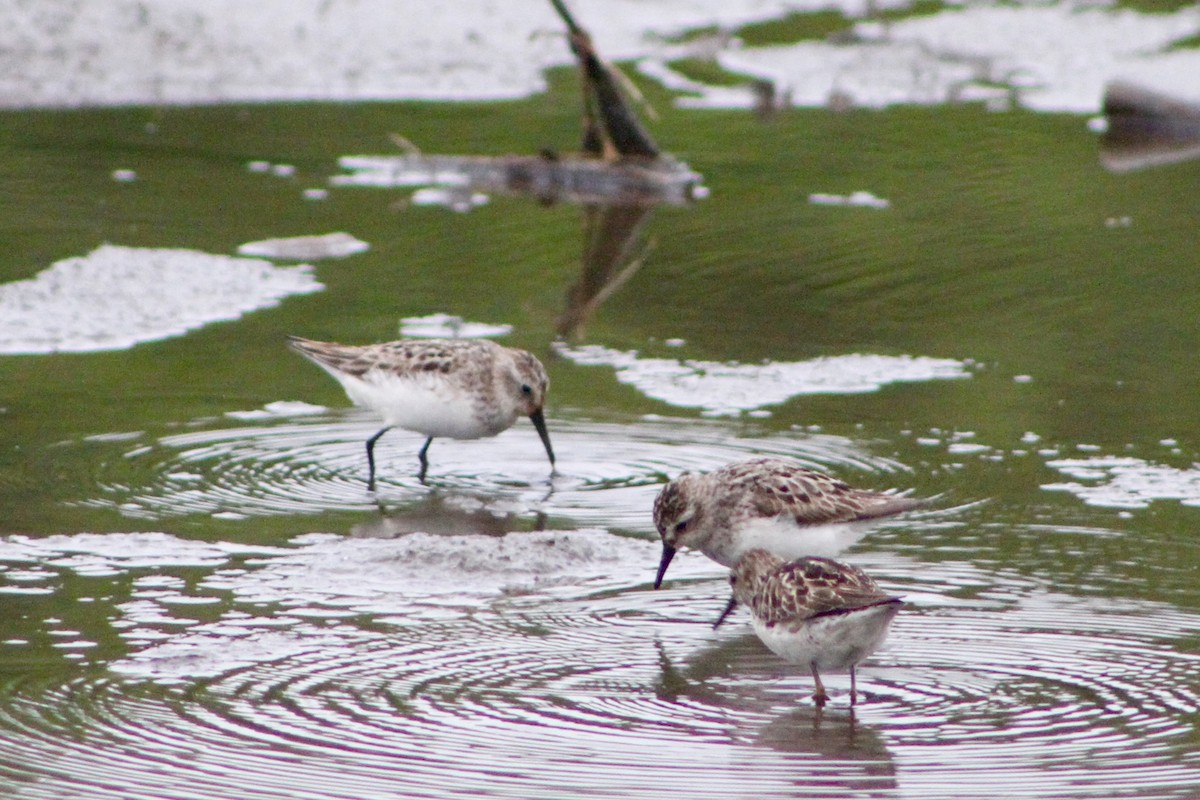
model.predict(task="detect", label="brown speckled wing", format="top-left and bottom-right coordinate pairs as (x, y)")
top-left (287, 336), bottom-right (371, 376)
top-left (728, 459), bottom-right (921, 526)
top-left (287, 337), bottom-right (488, 379)
top-left (750, 556), bottom-right (895, 626)
top-left (364, 340), bottom-right (473, 378)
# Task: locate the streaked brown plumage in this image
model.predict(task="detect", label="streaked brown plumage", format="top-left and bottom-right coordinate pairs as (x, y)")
top-left (287, 336), bottom-right (554, 488)
top-left (715, 548), bottom-right (903, 707)
top-left (652, 457), bottom-right (923, 588)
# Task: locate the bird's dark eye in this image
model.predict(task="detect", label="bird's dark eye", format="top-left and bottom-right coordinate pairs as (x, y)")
top-left (521, 384), bottom-right (533, 396)
top-left (674, 520), bottom-right (689, 534)
top-left (729, 575), bottom-right (738, 586)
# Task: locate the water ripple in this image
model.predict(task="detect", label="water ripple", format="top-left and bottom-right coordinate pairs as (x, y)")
top-left (80, 412), bottom-right (921, 530)
top-left (1, 530), bottom-right (1199, 799)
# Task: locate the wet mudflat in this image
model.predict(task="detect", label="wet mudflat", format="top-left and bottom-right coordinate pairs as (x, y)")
top-left (2, 3), bottom-right (1200, 798)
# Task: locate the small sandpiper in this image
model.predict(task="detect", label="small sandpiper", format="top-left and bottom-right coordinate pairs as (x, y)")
top-left (287, 336), bottom-right (555, 488)
top-left (652, 457), bottom-right (923, 588)
top-left (714, 548), bottom-right (903, 707)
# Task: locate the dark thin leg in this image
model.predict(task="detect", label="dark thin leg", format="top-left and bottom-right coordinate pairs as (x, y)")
top-left (850, 665), bottom-right (858, 706)
top-left (417, 437), bottom-right (433, 484)
top-left (365, 427), bottom-right (392, 492)
top-left (810, 662), bottom-right (828, 708)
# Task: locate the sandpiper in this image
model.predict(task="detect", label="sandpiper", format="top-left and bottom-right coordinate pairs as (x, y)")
top-left (714, 548), bottom-right (902, 707)
top-left (287, 336), bottom-right (555, 488)
top-left (652, 457), bottom-right (922, 588)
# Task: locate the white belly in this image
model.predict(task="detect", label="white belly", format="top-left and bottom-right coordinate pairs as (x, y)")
top-left (752, 603), bottom-right (900, 672)
top-left (336, 372), bottom-right (511, 439)
top-left (711, 517), bottom-right (873, 566)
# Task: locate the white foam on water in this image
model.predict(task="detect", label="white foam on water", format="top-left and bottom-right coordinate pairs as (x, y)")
top-left (809, 190), bottom-right (890, 209)
top-left (224, 400), bottom-right (329, 421)
top-left (409, 186), bottom-right (491, 212)
top-left (0, 245), bottom-right (323, 354)
top-left (1044, 456), bottom-right (1200, 509)
top-left (206, 529), bottom-right (669, 607)
top-left (554, 342), bottom-right (971, 416)
top-left (1, 1), bottom-right (1195, 113)
top-left (399, 313), bottom-right (513, 339)
top-left (236, 232), bottom-right (369, 260)
top-left (1, 0), bottom-right (768, 107)
top-left (690, 3), bottom-right (1200, 113)
top-left (0, 532), bottom-right (286, 572)
top-left (0, 527), bottom-right (714, 680)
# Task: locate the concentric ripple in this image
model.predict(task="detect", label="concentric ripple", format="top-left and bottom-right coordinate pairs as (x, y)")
top-left (2, 530), bottom-right (1200, 799)
top-left (80, 409), bottom-right (921, 529)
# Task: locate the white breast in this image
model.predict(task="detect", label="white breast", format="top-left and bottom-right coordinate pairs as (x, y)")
top-left (752, 603), bottom-right (900, 672)
top-left (335, 371), bottom-right (513, 439)
top-left (710, 516), bottom-right (874, 566)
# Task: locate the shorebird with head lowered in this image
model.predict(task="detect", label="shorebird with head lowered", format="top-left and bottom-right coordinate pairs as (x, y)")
top-left (652, 457), bottom-right (923, 589)
top-left (287, 336), bottom-right (555, 488)
top-left (714, 548), bottom-right (903, 707)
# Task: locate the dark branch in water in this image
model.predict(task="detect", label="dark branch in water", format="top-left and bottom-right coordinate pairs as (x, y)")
top-left (556, 203), bottom-right (655, 340)
top-left (548, 0), bottom-right (585, 36)
top-left (550, 0), bottom-right (661, 160)
top-left (337, 0), bottom-right (703, 208)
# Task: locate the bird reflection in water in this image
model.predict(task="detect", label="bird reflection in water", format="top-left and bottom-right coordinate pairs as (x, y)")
top-left (1098, 81), bottom-right (1200, 174)
top-left (652, 639), bottom-right (898, 794)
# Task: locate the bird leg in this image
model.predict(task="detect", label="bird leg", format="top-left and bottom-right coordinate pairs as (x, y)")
top-left (365, 427), bottom-right (392, 491)
top-left (417, 437), bottom-right (434, 484)
top-left (850, 665), bottom-right (858, 706)
top-left (810, 662), bottom-right (828, 708)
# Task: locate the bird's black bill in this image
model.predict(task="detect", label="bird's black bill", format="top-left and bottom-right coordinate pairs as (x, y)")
top-left (529, 408), bottom-right (556, 467)
top-left (653, 543), bottom-right (676, 590)
top-left (712, 596), bottom-right (738, 629)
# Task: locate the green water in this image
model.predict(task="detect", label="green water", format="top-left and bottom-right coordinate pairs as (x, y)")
top-left (4, 91), bottom-right (1199, 523)
top-left (2, 71), bottom-right (1200, 798)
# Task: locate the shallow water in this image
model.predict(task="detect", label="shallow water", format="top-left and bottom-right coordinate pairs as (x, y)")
top-left (3, 11), bottom-right (1200, 799)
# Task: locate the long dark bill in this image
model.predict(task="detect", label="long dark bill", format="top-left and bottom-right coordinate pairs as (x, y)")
top-left (712, 596), bottom-right (739, 630)
top-left (529, 408), bottom-right (556, 467)
top-left (653, 543), bottom-right (676, 590)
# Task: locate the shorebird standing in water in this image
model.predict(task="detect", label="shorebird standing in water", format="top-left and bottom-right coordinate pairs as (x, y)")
top-left (714, 548), bottom-right (903, 707)
top-left (287, 336), bottom-right (555, 488)
top-left (652, 457), bottom-right (924, 588)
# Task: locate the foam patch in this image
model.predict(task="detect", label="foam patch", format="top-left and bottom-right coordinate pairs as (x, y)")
top-left (554, 343), bottom-right (971, 416)
top-left (0, 244), bottom-right (323, 354)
